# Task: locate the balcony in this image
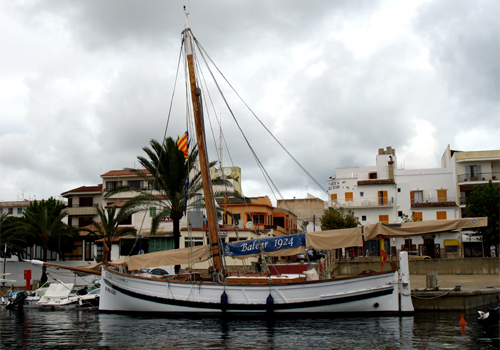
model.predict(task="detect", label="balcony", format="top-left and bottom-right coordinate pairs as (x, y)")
top-left (265, 225), bottom-right (288, 236)
top-left (458, 172), bottom-right (499, 183)
top-left (65, 205), bottom-right (98, 216)
top-left (411, 197), bottom-right (457, 208)
top-left (331, 197), bottom-right (394, 209)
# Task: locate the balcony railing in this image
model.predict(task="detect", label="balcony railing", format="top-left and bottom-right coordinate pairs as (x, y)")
top-left (458, 171), bottom-right (499, 183)
top-left (411, 197), bottom-right (457, 208)
top-left (332, 197), bottom-right (394, 208)
top-left (66, 206), bottom-right (98, 216)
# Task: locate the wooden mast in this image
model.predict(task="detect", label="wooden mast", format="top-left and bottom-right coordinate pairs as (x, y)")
top-left (183, 8), bottom-right (223, 273)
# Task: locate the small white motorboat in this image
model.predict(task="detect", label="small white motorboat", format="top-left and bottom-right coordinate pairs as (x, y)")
top-left (37, 283), bottom-right (100, 311)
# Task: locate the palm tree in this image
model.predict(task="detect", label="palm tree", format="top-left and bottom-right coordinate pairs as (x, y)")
top-left (21, 198), bottom-right (76, 283)
top-left (106, 137), bottom-right (232, 273)
top-left (1, 213), bottom-right (28, 258)
top-left (80, 205), bottom-right (137, 263)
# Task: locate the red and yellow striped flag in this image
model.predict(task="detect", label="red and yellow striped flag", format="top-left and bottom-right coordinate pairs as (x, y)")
top-left (177, 132), bottom-right (189, 159)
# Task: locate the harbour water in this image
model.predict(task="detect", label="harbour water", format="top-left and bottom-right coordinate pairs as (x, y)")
top-left (1, 308), bottom-right (498, 349)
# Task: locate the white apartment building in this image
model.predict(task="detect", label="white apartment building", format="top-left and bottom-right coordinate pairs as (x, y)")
top-left (441, 145), bottom-right (500, 257)
top-left (328, 146), bottom-right (461, 259)
top-left (0, 200), bottom-right (31, 217)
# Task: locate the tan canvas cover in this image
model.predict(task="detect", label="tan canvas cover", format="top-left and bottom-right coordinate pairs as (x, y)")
top-left (109, 245), bottom-right (212, 271)
top-left (364, 217), bottom-right (488, 241)
top-left (306, 228), bottom-right (363, 250)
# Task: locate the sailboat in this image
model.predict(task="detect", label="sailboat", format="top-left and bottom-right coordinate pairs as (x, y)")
top-left (31, 9), bottom-right (488, 316)
top-left (94, 10), bottom-right (488, 316)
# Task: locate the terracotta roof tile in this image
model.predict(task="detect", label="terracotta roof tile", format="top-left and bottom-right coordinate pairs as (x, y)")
top-left (101, 169), bottom-right (150, 177)
top-left (61, 184), bottom-right (102, 196)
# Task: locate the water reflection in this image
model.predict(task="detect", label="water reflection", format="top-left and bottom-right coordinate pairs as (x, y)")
top-left (1, 308), bottom-right (498, 349)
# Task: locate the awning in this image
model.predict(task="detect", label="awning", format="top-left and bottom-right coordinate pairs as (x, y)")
top-left (364, 217), bottom-right (488, 241)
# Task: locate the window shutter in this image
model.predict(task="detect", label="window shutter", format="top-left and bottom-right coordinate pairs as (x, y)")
top-left (410, 191), bottom-right (415, 204)
top-left (413, 212), bottom-right (422, 221)
top-left (437, 190), bottom-right (447, 202)
top-left (437, 211), bottom-right (447, 220)
top-left (379, 215), bottom-right (389, 223)
top-left (383, 191), bottom-right (388, 205)
top-left (345, 192), bottom-right (353, 202)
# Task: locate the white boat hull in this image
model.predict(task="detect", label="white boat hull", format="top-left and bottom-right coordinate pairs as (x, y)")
top-left (37, 295), bottom-right (100, 311)
top-left (100, 266), bottom-right (413, 316)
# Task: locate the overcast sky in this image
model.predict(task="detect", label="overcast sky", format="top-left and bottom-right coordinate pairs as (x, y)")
top-left (1, 0), bottom-right (498, 204)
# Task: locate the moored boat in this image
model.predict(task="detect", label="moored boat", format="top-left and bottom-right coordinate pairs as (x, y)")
top-left (37, 283), bottom-right (100, 311)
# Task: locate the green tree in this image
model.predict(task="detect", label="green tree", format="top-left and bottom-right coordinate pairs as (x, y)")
top-left (320, 207), bottom-right (359, 230)
top-left (465, 180), bottom-right (499, 245)
top-left (106, 137), bottom-right (231, 273)
top-left (400, 212), bottom-right (422, 222)
top-left (0, 214), bottom-right (28, 259)
top-left (81, 205), bottom-right (137, 261)
top-left (21, 197), bottom-right (77, 283)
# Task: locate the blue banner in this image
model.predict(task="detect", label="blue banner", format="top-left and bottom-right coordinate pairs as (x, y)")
top-left (223, 233), bottom-right (306, 257)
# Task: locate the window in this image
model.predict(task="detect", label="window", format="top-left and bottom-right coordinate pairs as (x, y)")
top-left (331, 193), bottom-right (337, 201)
top-left (254, 214), bottom-right (265, 224)
top-left (379, 215), bottom-right (389, 223)
top-left (444, 239), bottom-right (459, 253)
top-left (412, 212), bottom-right (422, 221)
top-left (8, 208), bottom-right (13, 214)
top-left (345, 192), bottom-right (353, 202)
top-left (369, 172), bottom-right (377, 179)
top-left (361, 215), bottom-right (367, 221)
top-left (466, 165), bottom-right (482, 181)
top-left (379, 191), bottom-right (388, 205)
top-left (96, 245), bottom-right (103, 261)
top-left (120, 238), bottom-right (148, 256)
top-left (85, 241), bottom-right (94, 261)
top-left (410, 191), bottom-right (423, 204)
top-left (437, 189), bottom-right (447, 202)
top-left (150, 207), bottom-right (156, 217)
top-left (229, 237), bottom-right (247, 243)
top-left (17, 208), bottom-right (23, 214)
top-left (398, 211), bottom-right (403, 217)
top-left (360, 192), bottom-right (364, 197)
top-left (436, 211), bottom-right (447, 220)
top-left (149, 237), bottom-right (174, 252)
top-left (185, 237), bottom-right (204, 248)
top-left (247, 214), bottom-right (265, 224)
top-left (68, 198), bottom-right (73, 208)
top-left (403, 239), bottom-right (414, 253)
top-left (128, 180), bottom-right (142, 189)
top-left (79, 197), bottom-right (93, 207)
top-left (106, 181), bottom-right (122, 191)
top-left (120, 215), bottom-right (132, 225)
top-left (79, 217), bottom-right (93, 227)
top-left (66, 241), bottom-right (83, 261)
top-left (397, 188), bottom-right (401, 192)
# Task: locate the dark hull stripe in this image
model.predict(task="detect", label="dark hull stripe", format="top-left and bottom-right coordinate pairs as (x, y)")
top-left (103, 278), bottom-right (394, 312)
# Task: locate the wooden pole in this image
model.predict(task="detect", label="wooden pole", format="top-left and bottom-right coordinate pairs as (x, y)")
top-left (183, 9), bottom-right (222, 273)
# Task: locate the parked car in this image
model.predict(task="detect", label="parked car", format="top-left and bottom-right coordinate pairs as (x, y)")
top-left (139, 268), bottom-right (170, 277)
top-left (409, 255), bottom-right (432, 260)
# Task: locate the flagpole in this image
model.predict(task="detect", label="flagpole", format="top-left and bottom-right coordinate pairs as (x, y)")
top-left (380, 236), bottom-right (383, 272)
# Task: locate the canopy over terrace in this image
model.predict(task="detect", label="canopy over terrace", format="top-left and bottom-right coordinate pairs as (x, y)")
top-left (363, 217), bottom-right (487, 241)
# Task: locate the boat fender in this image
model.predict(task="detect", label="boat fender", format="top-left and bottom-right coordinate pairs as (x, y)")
top-left (266, 294), bottom-right (274, 313)
top-left (220, 291), bottom-right (228, 312)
